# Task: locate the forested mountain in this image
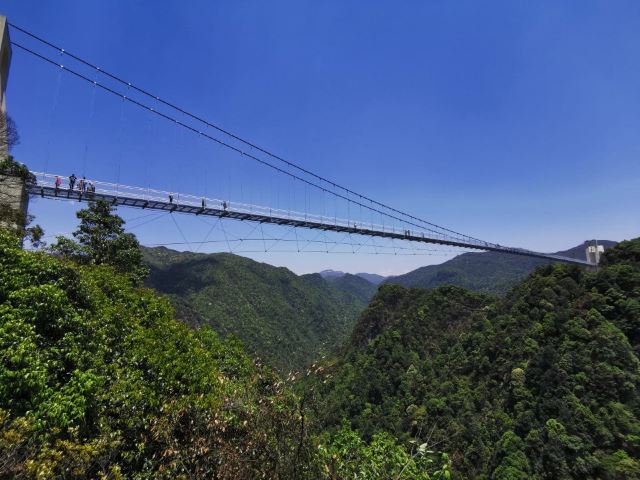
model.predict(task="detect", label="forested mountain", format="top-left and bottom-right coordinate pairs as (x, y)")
top-left (319, 269), bottom-right (346, 279)
top-left (311, 238), bottom-right (640, 479)
top-left (141, 240), bottom-right (621, 378)
top-left (385, 240), bottom-right (617, 294)
top-left (320, 272), bottom-right (378, 304)
top-left (143, 247), bottom-right (376, 372)
top-left (355, 272), bottom-right (387, 285)
top-left (319, 269), bottom-right (387, 285)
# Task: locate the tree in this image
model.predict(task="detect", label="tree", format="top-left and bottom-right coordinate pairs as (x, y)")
top-left (23, 214), bottom-right (45, 249)
top-left (319, 423), bottom-right (451, 480)
top-left (491, 431), bottom-right (532, 480)
top-left (51, 200), bottom-right (148, 283)
top-left (0, 114), bottom-right (20, 155)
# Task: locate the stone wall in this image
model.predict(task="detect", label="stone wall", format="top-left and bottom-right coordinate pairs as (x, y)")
top-left (0, 174), bottom-right (28, 232)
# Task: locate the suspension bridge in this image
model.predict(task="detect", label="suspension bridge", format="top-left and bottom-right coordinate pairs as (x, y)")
top-left (29, 172), bottom-right (591, 265)
top-left (1, 18), bottom-right (596, 266)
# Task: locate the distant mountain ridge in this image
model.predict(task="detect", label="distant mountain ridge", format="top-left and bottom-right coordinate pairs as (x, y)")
top-left (385, 240), bottom-right (617, 294)
top-left (319, 269), bottom-right (346, 280)
top-left (354, 272), bottom-right (387, 285)
top-left (319, 269), bottom-right (387, 285)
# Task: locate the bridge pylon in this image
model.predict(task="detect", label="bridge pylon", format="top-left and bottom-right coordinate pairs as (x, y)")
top-left (585, 240), bottom-right (604, 266)
top-left (0, 15), bottom-right (11, 156)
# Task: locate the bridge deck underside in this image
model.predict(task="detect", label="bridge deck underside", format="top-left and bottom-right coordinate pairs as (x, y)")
top-left (30, 185), bottom-right (592, 266)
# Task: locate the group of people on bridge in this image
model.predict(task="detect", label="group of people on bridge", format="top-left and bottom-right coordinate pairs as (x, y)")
top-left (54, 173), bottom-right (237, 212)
top-left (55, 174), bottom-right (96, 195)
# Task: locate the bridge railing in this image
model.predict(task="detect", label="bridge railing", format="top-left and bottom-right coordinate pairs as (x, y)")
top-left (32, 171), bottom-right (478, 244)
top-left (28, 172), bottom-right (592, 264)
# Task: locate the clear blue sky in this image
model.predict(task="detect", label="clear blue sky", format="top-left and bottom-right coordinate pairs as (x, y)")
top-left (4, 1), bottom-right (640, 275)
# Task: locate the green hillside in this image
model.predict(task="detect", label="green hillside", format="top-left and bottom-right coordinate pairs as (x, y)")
top-left (0, 201), bottom-right (450, 479)
top-left (322, 272), bottom-right (378, 304)
top-left (386, 240), bottom-right (617, 294)
top-left (0, 231), bottom-right (322, 478)
top-left (312, 238), bottom-right (640, 479)
top-left (319, 270), bottom-right (386, 285)
top-left (143, 247), bottom-right (374, 372)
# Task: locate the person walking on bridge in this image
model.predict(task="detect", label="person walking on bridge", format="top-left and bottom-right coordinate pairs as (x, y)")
top-left (69, 174), bottom-right (77, 190)
top-left (54, 176), bottom-right (61, 191)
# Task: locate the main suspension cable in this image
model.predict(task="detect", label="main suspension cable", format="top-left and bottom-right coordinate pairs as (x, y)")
top-left (9, 22), bottom-right (491, 245)
top-left (13, 40), bottom-right (479, 245)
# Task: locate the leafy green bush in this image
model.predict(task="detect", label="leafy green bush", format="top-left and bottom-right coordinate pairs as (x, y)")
top-left (319, 423), bottom-right (451, 479)
top-left (0, 156), bottom-right (34, 183)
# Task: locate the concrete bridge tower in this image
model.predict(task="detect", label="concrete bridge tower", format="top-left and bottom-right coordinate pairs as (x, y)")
top-left (585, 241), bottom-right (604, 265)
top-left (0, 14), bottom-right (12, 156)
top-left (0, 15), bottom-right (10, 124)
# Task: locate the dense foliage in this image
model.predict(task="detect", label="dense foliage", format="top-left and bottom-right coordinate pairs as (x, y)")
top-left (322, 273), bottom-right (378, 304)
top-left (385, 241), bottom-right (617, 295)
top-left (0, 231), bottom-right (323, 478)
top-left (319, 423), bottom-right (452, 480)
top-left (0, 155), bottom-right (33, 183)
top-left (144, 247), bottom-right (375, 372)
top-left (3, 189), bottom-right (635, 478)
top-left (1, 229), bottom-right (448, 479)
top-left (312, 238), bottom-right (640, 479)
